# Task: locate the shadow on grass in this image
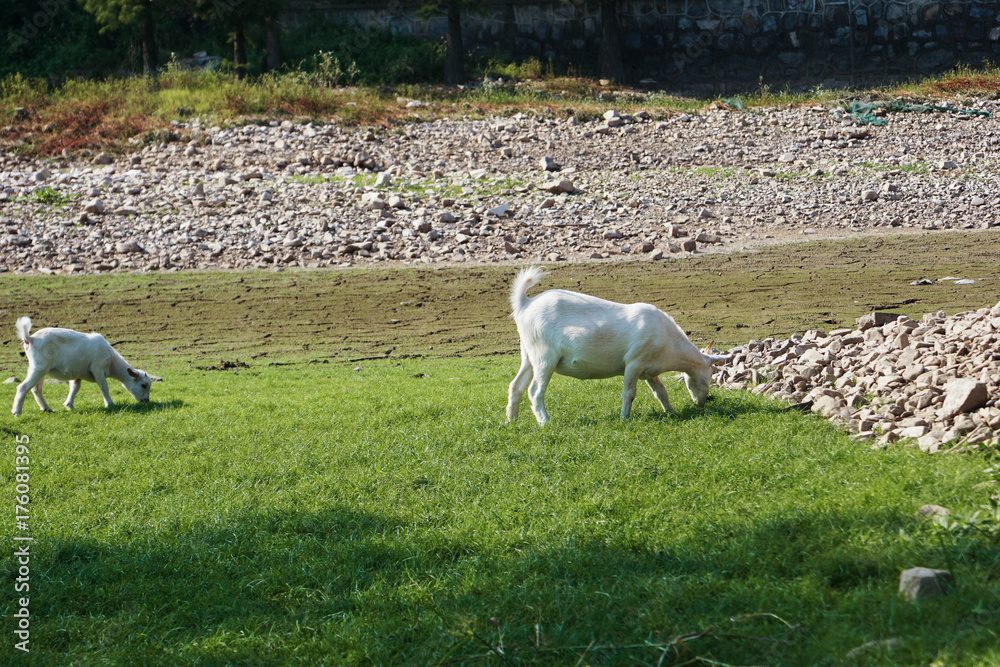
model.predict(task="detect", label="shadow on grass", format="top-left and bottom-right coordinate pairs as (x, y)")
top-left (567, 390), bottom-right (787, 427)
top-left (107, 398), bottom-right (186, 414)
top-left (11, 503), bottom-right (982, 664)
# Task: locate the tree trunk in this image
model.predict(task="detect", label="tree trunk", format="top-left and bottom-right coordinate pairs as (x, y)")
top-left (141, 8), bottom-right (157, 76)
top-left (596, 0), bottom-right (625, 83)
top-left (266, 17), bottom-right (283, 72)
top-left (233, 20), bottom-right (247, 79)
top-left (445, 1), bottom-right (465, 85)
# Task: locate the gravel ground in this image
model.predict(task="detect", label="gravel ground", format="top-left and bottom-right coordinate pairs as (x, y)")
top-left (2, 98), bottom-right (999, 275)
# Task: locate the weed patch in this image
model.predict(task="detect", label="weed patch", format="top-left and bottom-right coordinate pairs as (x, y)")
top-left (20, 187), bottom-right (78, 206)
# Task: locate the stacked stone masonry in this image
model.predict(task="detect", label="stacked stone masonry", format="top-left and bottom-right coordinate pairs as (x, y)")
top-left (286, 0), bottom-right (1000, 90)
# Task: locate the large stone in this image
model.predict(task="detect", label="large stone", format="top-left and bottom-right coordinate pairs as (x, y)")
top-left (539, 179), bottom-right (574, 194)
top-left (812, 394), bottom-right (845, 417)
top-left (115, 240), bottom-right (143, 254)
top-left (938, 379), bottom-right (988, 419)
top-left (899, 567), bottom-right (954, 601)
top-left (916, 504), bottom-right (950, 517)
top-left (856, 312), bottom-right (899, 331)
top-left (539, 156), bottom-right (561, 172)
top-left (488, 203), bottom-right (511, 217)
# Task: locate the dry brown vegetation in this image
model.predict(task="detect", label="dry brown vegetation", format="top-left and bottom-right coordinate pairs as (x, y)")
top-left (3, 66), bottom-right (1000, 157)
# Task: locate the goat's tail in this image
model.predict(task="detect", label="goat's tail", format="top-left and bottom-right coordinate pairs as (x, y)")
top-left (510, 266), bottom-right (544, 315)
top-left (15, 316), bottom-right (32, 344)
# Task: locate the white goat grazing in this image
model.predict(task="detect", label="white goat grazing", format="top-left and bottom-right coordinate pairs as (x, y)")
top-left (12, 316), bottom-right (161, 416)
top-left (506, 267), bottom-right (729, 424)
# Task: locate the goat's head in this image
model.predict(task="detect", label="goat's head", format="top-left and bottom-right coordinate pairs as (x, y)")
top-left (683, 348), bottom-right (732, 407)
top-left (125, 367), bottom-right (163, 403)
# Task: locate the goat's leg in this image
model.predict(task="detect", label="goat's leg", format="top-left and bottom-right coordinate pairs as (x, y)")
top-left (64, 379), bottom-right (82, 410)
top-left (621, 366), bottom-right (642, 418)
top-left (506, 353), bottom-right (534, 423)
top-left (645, 376), bottom-right (674, 413)
top-left (13, 366), bottom-right (48, 416)
top-left (30, 384), bottom-right (55, 413)
top-left (93, 371), bottom-right (116, 408)
top-left (527, 358), bottom-right (556, 425)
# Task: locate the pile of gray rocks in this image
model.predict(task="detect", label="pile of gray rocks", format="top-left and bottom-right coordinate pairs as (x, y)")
top-left (714, 300), bottom-right (1000, 453)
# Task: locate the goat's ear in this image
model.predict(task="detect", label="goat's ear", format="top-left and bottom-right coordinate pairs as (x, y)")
top-left (127, 367), bottom-right (140, 379)
top-left (150, 375), bottom-right (163, 382)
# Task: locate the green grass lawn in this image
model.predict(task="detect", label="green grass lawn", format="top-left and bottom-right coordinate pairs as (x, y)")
top-left (2, 359), bottom-right (999, 665)
top-left (1, 240), bottom-right (1000, 665)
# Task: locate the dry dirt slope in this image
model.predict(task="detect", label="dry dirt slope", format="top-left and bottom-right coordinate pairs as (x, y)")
top-left (0, 231), bottom-right (996, 378)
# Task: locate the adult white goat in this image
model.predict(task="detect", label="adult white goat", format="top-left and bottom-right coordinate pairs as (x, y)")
top-left (12, 316), bottom-right (161, 416)
top-left (506, 267), bottom-right (729, 424)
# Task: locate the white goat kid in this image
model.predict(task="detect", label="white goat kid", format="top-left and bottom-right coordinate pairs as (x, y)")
top-left (506, 268), bottom-right (729, 424)
top-left (12, 316), bottom-right (161, 416)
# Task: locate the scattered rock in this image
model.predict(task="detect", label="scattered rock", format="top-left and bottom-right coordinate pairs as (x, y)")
top-left (899, 567), bottom-right (954, 601)
top-left (856, 311), bottom-right (899, 331)
top-left (0, 107), bottom-right (998, 274)
top-left (84, 198), bottom-right (105, 214)
top-left (538, 179), bottom-right (574, 194)
top-left (916, 504), bottom-right (950, 517)
top-left (488, 203), bottom-right (511, 217)
top-left (539, 156), bottom-right (561, 172)
top-left (115, 240), bottom-right (143, 254)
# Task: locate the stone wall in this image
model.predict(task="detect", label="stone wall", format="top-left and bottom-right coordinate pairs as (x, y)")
top-left (283, 0), bottom-right (1000, 91)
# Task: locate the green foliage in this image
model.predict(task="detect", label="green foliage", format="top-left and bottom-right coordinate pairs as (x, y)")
top-left (477, 56), bottom-right (549, 80)
top-left (298, 51), bottom-right (360, 88)
top-left (194, 0), bottom-right (287, 25)
top-left (80, 0), bottom-right (152, 31)
top-left (0, 73), bottom-right (49, 106)
top-left (922, 459), bottom-right (1000, 569)
top-left (21, 186), bottom-right (78, 205)
top-left (0, 0), bottom-right (130, 80)
top-left (282, 20), bottom-right (444, 85)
